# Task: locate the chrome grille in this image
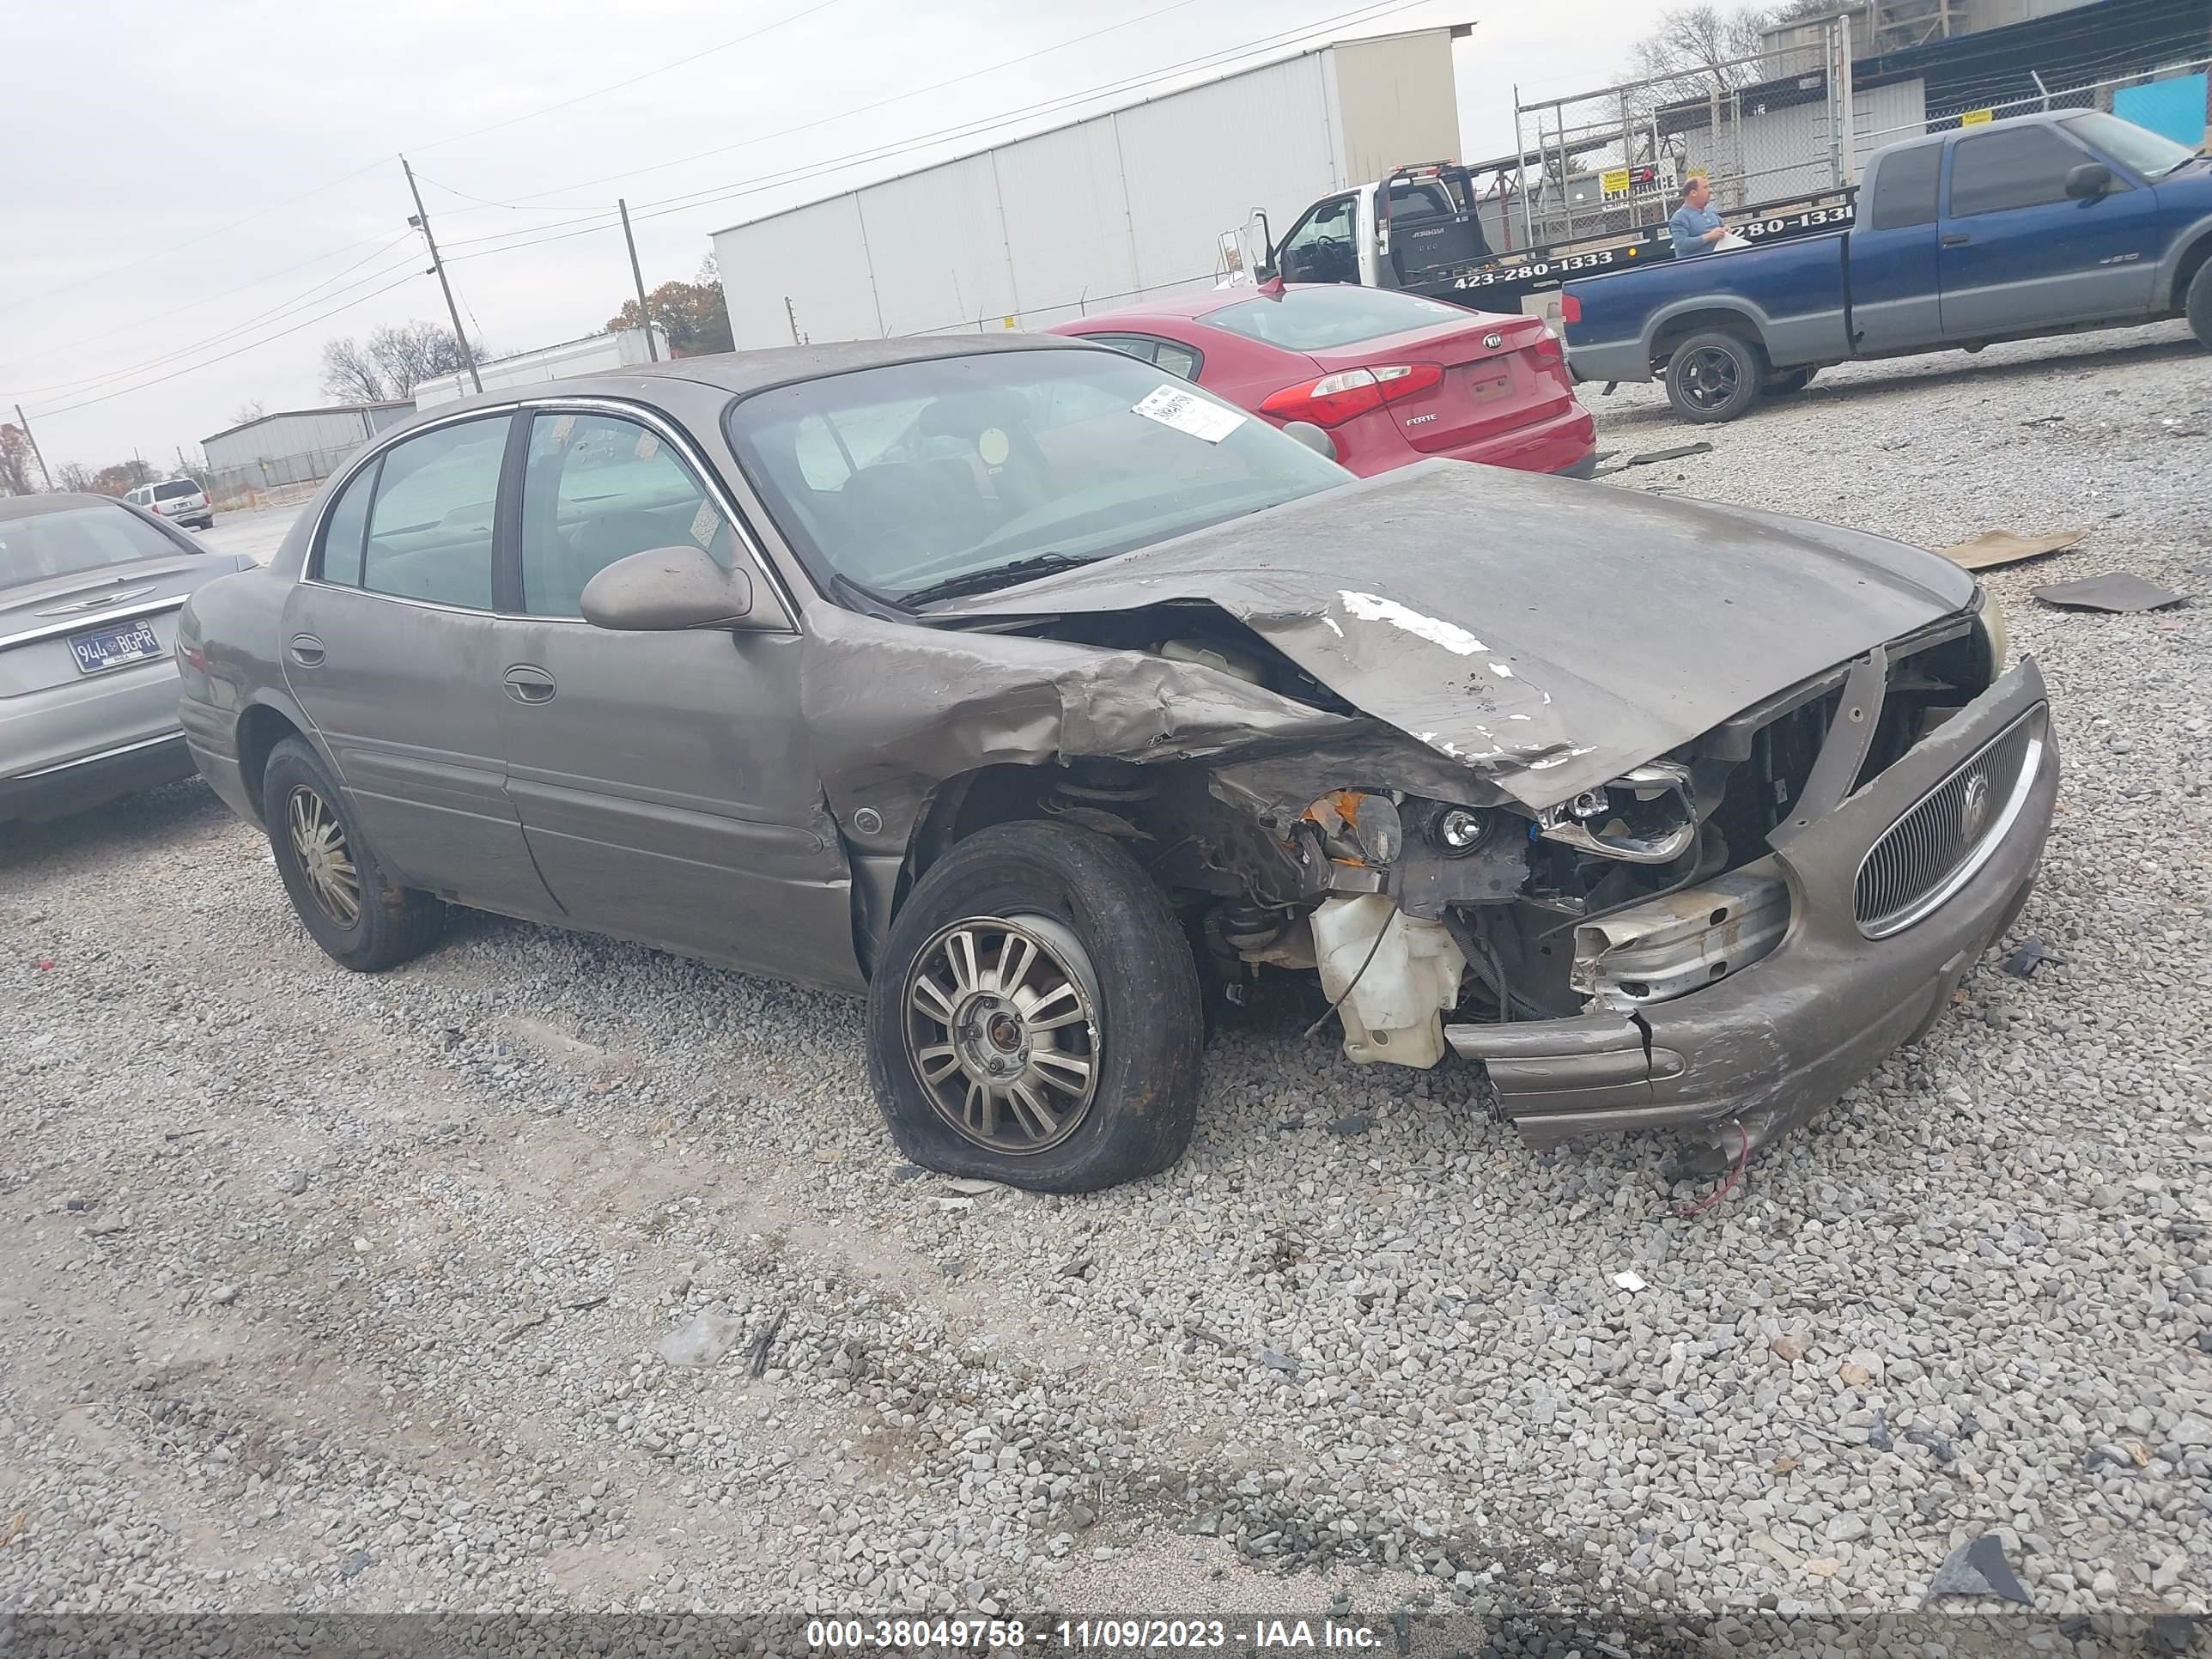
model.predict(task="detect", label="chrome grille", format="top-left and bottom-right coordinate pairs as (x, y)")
top-left (1855, 714), bottom-right (2040, 939)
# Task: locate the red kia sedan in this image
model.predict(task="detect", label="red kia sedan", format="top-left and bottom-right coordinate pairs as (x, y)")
top-left (1050, 284), bottom-right (1596, 479)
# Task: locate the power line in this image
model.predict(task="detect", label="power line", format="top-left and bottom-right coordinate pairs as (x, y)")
top-left (0, 1), bottom-right (848, 320)
top-left (446, 0), bottom-right (1433, 269)
top-left (0, 232), bottom-right (404, 381)
top-left (0, 156), bottom-right (398, 322)
top-left (485, 0), bottom-right (1218, 208)
top-left (404, 0), bottom-right (848, 159)
top-left (6, 237), bottom-right (421, 401)
top-left (32, 271), bottom-right (424, 421)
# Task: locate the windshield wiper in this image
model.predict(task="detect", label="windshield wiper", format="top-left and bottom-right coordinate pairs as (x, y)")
top-left (896, 552), bottom-right (1096, 609)
top-left (829, 568), bottom-right (913, 617)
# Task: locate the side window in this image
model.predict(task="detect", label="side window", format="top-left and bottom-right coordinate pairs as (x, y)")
top-left (316, 461), bottom-right (380, 586)
top-left (361, 416), bottom-right (507, 610)
top-left (519, 411), bottom-right (738, 620)
top-left (1947, 126), bottom-right (2089, 218)
top-left (1087, 334), bottom-right (1160, 365)
top-left (1279, 196), bottom-right (1359, 282)
top-left (1868, 144), bottom-right (1942, 231)
top-left (1152, 341), bottom-right (1201, 381)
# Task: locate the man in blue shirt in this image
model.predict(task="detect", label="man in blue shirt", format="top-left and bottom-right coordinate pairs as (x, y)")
top-left (1669, 176), bottom-right (1728, 258)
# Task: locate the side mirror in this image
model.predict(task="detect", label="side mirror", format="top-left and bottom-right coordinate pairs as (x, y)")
top-left (1281, 420), bottom-right (1338, 461)
top-left (581, 544), bottom-right (755, 631)
top-left (2064, 161), bottom-right (2112, 199)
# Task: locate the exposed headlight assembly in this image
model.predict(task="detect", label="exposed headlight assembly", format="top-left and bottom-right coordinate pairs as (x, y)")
top-left (1972, 584), bottom-right (2009, 681)
top-left (1537, 760), bottom-right (1697, 865)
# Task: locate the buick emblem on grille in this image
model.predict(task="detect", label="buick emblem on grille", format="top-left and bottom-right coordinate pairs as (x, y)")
top-left (1959, 772), bottom-right (1992, 842)
top-left (1484, 331), bottom-right (1504, 349)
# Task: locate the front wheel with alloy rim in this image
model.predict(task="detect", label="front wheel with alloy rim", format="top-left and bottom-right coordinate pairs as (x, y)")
top-left (261, 736), bottom-right (444, 972)
top-left (1664, 329), bottom-right (1765, 423)
top-left (865, 820), bottom-right (1202, 1193)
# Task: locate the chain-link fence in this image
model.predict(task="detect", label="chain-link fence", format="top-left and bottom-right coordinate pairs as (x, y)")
top-left (206, 441), bottom-right (368, 508)
top-left (1863, 53), bottom-right (2211, 147)
top-left (1509, 15), bottom-right (1857, 250)
top-left (1507, 25), bottom-right (2209, 256)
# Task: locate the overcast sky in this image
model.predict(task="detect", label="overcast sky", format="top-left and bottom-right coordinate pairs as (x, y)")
top-left (1, 0), bottom-right (1673, 475)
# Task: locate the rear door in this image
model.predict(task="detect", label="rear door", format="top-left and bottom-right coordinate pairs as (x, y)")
top-left (280, 411), bottom-right (560, 921)
top-left (1938, 122), bottom-right (2162, 335)
top-left (1847, 143), bottom-right (1945, 352)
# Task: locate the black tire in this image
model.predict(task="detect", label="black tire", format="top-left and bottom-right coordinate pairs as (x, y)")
top-left (865, 820), bottom-right (1202, 1194)
top-left (1764, 366), bottom-right (1817, 396)
top-left (1664, 329), bottom-right (1765, 423)
top-left (2187, 260), bottom-right (2212, 351)
top-left (261, 736), bottom-right (444, 972)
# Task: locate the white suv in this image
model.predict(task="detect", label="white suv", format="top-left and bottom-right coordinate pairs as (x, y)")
top-left (127, 478), bottom-right (214, 531)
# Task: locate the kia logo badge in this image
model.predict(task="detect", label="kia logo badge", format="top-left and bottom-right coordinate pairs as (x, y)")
top-left (1484, 332), bottom-right (1504, 349)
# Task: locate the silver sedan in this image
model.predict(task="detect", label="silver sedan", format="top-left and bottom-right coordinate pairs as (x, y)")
top-left (1, 493), bottom-right (252, 823)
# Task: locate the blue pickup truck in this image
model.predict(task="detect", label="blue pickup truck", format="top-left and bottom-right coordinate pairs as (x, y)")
top-left (1563, 110), bottom-right (2212, 422)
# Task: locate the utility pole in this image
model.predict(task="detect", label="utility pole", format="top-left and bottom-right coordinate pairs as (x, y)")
top-left (618, 199), bottom-right (659, 362)
top-left (14, 404), bottom-right (52, 491)
top-left (401, 155), bottom-right (483, 395)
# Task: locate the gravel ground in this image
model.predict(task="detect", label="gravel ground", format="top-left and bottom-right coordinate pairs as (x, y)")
top-left (3, 323), bottom-right (2209, 1642)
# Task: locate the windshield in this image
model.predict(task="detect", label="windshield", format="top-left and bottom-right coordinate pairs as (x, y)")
top-left (2066, 111), bottom-right (2199, 180)
top-left (1200, 286), bottom-right (1471, 350)
top-left (0, 501), bottom-right (188, 588)
top-left (724, 347), bottom-right (1346, 601)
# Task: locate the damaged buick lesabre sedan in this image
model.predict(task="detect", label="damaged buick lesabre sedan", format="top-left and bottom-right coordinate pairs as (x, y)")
top-left (177, 336), bottom-right (2057, 1191)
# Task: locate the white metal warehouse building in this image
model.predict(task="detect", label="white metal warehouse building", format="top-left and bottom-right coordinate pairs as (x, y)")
top-left (709, 24), bottom-right (1470, 349)
top-left (199, 402), bottom-right (414, 496)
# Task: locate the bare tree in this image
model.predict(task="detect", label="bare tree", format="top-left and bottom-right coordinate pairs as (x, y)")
top-left (320, 336), bottom-right (390, 404)
top-left (56, 461), bottom-right (95, 492)
top-left (1630, 4), bottom-right (1778, 94)
top-left (319, 321), bottom-right (479, 404)
top-left (231, 399), bottom-right (267, 426)
top-left (0, 424), bottom-right (35, 495)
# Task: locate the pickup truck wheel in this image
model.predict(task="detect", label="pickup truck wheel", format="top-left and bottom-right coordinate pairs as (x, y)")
top-left (865, 820), bottom-right (1202, 1194)
top-left (2187, 260), bottom-right (2212, 350)
top-left (1665, 331), bottom-right (1764, 422)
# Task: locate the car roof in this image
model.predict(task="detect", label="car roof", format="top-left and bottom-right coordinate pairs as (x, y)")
top-left (411, 331), bottom-right (1112, 420)
top-left (0, 491), bottom-right (126, 522)
top-left (1053, 288), bottom-right (1287, 329)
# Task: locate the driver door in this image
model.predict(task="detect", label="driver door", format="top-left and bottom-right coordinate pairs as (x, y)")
top-left (1275, 193), bottom-right (1359, 284)
top-left (488, 404), bottom-right (860, 991)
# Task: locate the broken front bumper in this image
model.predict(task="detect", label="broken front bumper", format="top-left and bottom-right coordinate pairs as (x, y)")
top-left (1446, 658), bottom-right (2057, 1150)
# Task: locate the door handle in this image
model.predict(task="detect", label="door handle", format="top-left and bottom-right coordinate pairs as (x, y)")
top-left (502, 664), bottom-right (557, 705)
top-left (1940, 232), bottom-right (1972, 247)
top-left (288, 634), bottom-right (325, 667)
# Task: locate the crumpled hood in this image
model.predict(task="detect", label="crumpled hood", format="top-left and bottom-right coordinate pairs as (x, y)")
top-left (941, 459), bottom-right (1977, 806)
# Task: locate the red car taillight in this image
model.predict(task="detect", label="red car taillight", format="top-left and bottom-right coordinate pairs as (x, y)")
top-left (1529, 331), bottom-right (1565, 367)
top-left (1260, 362), bottom-right (1443, 428)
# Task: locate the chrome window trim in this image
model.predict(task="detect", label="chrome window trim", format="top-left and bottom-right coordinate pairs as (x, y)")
top-left (0, 595), bottom-right (189, 653)
top-left (1856, 711), bottom-right (2045, 940)
top-left (299, 396), bottom-right (801, 634)
top-left (15, 729), bottom-right (183, 780)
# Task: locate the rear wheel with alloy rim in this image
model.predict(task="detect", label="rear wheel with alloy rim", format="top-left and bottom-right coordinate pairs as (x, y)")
top-left (261, 736), bottom-right (444, 972)
top-left (866, 820), bottom-right (1202, 1192)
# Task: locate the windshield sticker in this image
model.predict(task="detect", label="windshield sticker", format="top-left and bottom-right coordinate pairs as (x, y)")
top-left (689, 500), bottom-right (720, 548)
top-left (546, 414), bottom-right (576, 446)
top-left (634, 431), bottom-right (659, 462)
top-left (977, 428), bottom-right (1011, 467)
top-left (1133, 384), bottom-right (1244, 444)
